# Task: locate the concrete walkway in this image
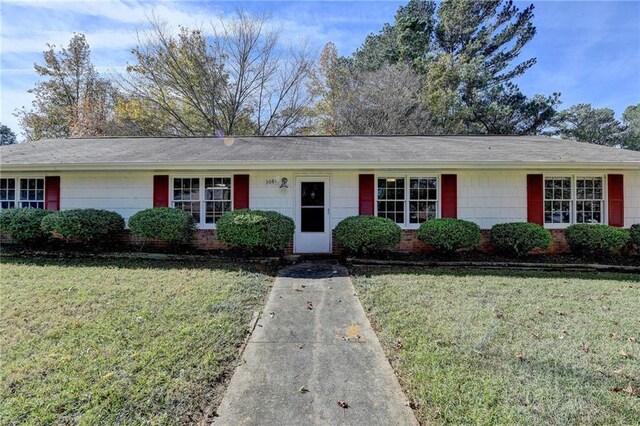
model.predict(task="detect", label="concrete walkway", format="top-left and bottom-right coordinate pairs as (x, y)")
top-left (214, 262), bottom-right (418, 426)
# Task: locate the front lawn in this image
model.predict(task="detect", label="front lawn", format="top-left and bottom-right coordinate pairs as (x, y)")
top-left (352, 267), bottom-right (639, 425)
top-left (0, 257), bottom-right (273, 425)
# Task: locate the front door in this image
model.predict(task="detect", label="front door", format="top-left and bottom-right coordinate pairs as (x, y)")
top-left (295, 177), bottom-right (331, 253)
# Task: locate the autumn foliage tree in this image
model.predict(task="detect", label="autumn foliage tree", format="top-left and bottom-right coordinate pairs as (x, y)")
top-left (117, 11), bottom-right (315, 136)
top-left (15, 34), bottom-right (117, 141)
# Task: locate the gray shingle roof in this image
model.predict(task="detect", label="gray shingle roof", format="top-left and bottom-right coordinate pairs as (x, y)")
top-left (2, 135), bottom-right (640, 168)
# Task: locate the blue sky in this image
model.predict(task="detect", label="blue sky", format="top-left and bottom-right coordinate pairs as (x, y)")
top-left (1, 0), bottom-right (639, 135)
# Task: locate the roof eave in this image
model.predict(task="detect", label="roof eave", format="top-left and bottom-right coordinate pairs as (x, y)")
top-left (1, 160), bottom-right (640, 172)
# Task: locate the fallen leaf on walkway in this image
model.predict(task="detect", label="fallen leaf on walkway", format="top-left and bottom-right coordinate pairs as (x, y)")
top-left (299, 386), bottom-right (309, 394)
top-left (306, 302), bottom-right (313, 310)
top-left (405, 400), bottom-right (419, 410)
top-left (269, 312), bottom-right (275, 318)
top-left (337, 401), bottom-right (349, 409)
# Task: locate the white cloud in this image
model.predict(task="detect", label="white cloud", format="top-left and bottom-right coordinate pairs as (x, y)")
top-left (2, 0), bottom-right (214, 26)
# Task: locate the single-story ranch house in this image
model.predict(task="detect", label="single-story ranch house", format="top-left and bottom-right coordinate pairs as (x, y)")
top-left (1, 135), bottom-right (639, 254)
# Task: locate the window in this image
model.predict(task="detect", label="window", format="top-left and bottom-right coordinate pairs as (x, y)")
top-left (1, 178), bottom-right (16, 209)
top-left (173, 178), bottom-right (201, 223)
top-left (1, 178), bottom-right (46, 209)
top-left (544, 176), bottom-right (605, 225)
top-left (377, 177), bottom-right (405, 224)
top-left (204, 177), bottom-right (231, 224)
top-left (409, 177), bottom-right (437, 224)
top-left (576, 177), bottom-right (603, 224)
top-left (19, 178), bottom-right (45, 209)
top-left (172, 176), bottom-right (233, 226)
top-left (544, 177), bottom-right (572, 224)
top-left (377, 176), bottom-right (438, 226)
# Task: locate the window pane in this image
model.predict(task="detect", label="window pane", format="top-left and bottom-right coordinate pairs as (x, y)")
top-left (575, 177), bottom-right (603, 223)
top-left (0, 179), bottom-right (16, 206)
top-left (301, 207), bottom-right (324, 232)
top-left (377, 177), bottom-right (405, 224)
top-left (301, 182), bottom-right (324, 206)
top-left (544, 177), bottom-right (572, 224)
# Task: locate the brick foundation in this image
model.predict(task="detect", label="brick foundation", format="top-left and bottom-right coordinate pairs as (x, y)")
top-left (391, 229), bottom-right (569, 255)
top-left (2, 228), bottom-right (571, 255)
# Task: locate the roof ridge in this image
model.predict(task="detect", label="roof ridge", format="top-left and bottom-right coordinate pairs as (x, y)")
top-left (62, 134), bottom-right (550, 140)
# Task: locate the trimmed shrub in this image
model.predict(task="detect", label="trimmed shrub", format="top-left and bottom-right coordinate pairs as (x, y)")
top-left (630, 224), bottom-right (640, 248)
top-left (0, 208), bottom-right (52, 245)
top-left (216, 209), bottom-right (294, 251)
top-left (491, 222), bottom-right (552, 257)
top-left (128, 208), bottom-right (196, 244)
top-left (41, 208), bottom-right (125, 244)
top-left (565, 224), bottom-right (629, 256)
top-left (417, 218), bottom-right (481, 254)
top-left (334, 215), bottom-right (401, 254)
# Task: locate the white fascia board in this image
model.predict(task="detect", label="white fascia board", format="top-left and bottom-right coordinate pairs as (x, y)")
top-left (1, 160), bottom-right (639, 173)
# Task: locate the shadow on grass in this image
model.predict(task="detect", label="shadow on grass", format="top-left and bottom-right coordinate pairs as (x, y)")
top-left (350, 264), bottom-right (640, 282)
top-left (0, 255), bottom-right (279, 275)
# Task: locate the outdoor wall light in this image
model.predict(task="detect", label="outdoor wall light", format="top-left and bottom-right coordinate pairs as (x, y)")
top-left (280, 177), bottom-right (289, 189)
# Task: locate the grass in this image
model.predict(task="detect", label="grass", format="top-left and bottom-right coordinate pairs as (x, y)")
top-left (0, 257), bottom-right (273, 425)
top-left (352, 267), bottom-right (640, 425)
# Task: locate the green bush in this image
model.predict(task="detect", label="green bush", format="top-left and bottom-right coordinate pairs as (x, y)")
top-left (0, 208), bottom-right (52, 245)
top-left (41, 208), bottom-right (125, 244)
top-left (630, 224), bottom-right (640, 248)
top-left (128, 208), bottom-right (196, 244)
top-left (417, 218), bottom-right (481, 254)
top-left (565, 224), bottom-right (629, 256)
top-left (215, 209), bottom-right (294, 251)
top-left (334, 215), bottom-right (401, 254)
top-left (491, 222), bottom-right (552, 256)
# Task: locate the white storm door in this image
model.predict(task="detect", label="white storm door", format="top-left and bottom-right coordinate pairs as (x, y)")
top-left (295, 177), bottom-right (331, 253)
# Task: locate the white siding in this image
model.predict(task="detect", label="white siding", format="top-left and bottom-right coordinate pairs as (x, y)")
top-left (248, 170), bottom-right (359, 228)
top-left (329, 171), bottom-right (359, 228)
top-left (1, 168), bottom-right (638, 230)
top-left (624, 170), bottom-right (640, 227)
top-left (60, 171), bottom-right (153, 223)
top-left (458, 171), bottom-right (527, 229)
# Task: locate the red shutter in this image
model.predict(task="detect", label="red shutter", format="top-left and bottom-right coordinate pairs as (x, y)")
top-left (527, 174), bottom-right (544, 225)
top-left (441, 174), bottom-right (457, 218)
top-left (44, 176), bottom-right (60, 211)
top-left (608, 174), bottom-right (624, 227)
top-left (359, 174), bottom-right (375, 215)
top-left (233, 174), bottom-right (249, 209)
top-left (153, 175), bottom-right (169, 207)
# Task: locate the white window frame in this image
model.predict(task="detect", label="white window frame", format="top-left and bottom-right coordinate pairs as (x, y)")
top-left (0, 176), bottom-right (46, 210)
top-left (0, 177), bottom-right (17, 209)
top-left (169, 175), bottom-right (234, 229)
top-left (575, 176), bottom-right (605, 225)
top-left (374, 173), bottom-right (440, 229)
top-left (542, 173), bottom-right (607, 229)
